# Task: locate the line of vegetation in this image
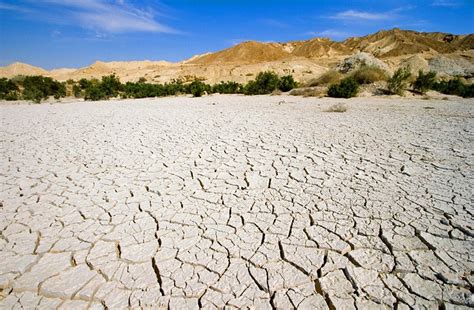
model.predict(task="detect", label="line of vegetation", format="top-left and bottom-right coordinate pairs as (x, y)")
top-left (0, 71), bottom-right (298, 103)
top-left (323, 66), bottom-right (473, 99)
top-left (2, 68), bottom-right (472, 103)
top-left (432, 78), bottom-right (474, 98)
top-left (386, 68), bottom-right (473, 98)
top-left (0, 76), bottom-right (66, 103)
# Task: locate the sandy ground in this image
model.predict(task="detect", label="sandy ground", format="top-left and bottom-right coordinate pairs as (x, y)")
top-left (0, 95), bottom-right (473, 309)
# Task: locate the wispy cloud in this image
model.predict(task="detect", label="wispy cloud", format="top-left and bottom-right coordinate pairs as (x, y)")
top-left (51, 30), bottom-right (61, 38)
top-left (328, 6), bottom-right (415, 21)
top-left (432, 0), bottom-right (460, 7)
top-left (0, 2), bottom-right (32, 13)
top-left (0, 0), bottom-right (178, 33)
top-left (305, 29), bottom-right (350, 40)
top-left (330, 10), bottom-right (390, 20)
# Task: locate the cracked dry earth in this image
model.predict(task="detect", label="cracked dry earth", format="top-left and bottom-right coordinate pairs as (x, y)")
top-left (0, 95), bottom-right (473, 309)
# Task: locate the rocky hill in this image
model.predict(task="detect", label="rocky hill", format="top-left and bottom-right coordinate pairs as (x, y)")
top-left (343, 29), bottom-right (474, 57)
top-left (186, 41), bottom-right (291, 64)
top-left (186, 28), bottom-right (473, 64)
top-left (1, 29), bottom-right (473, 84)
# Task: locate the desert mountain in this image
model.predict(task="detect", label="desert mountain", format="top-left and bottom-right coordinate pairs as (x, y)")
top-left (187, 29), bottom-right (473, 65)
top-left (0, 62), bottom-right (48, 77)
top-left (1, 29), bottom-right (473, 84)
top-left (187, 37), bottom-right (353, 65)
top-left (187, 41), bottom-right (291, 64)
top-left (343, 29), bottom-right (474, 57)
top-left (290, 38), bottom-right (350, 59)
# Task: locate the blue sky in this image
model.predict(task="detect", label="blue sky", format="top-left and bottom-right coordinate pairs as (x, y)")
top-left (0, 0), bottom-right (473, 69)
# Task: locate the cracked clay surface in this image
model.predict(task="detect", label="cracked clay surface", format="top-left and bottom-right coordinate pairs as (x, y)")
top-left (0, 95), bottom-right (473, 309)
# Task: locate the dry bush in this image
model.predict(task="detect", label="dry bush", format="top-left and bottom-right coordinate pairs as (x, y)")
top-left (350, 66), bottom-right (388, 84)
top-left (271, 89), bottom-right (282, 96)
top-left (289, 87), bottom-right (326, 97)
top-left (325, 103), bottom-right (347, 113)
top-left (289, 88), bottom-right (305, 96)
top-left (306, 71), bottom-right (343, 87)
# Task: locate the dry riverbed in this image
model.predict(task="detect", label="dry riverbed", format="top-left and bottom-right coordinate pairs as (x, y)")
top-left (1, 95), bottom-right (473, 308)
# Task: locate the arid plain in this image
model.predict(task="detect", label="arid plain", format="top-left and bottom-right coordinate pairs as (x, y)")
top-left (1, 95), bottom-right (473, 308)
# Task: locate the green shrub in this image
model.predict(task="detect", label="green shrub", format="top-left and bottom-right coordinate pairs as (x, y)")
top-left (463, 84), bottom-right (474, 98)
top-left (307, 71), bottom-right (342, 87)
top-left (434, 78), bottom-right (464, 95)
top-left (244, 71), bottom-right (280, 95)
top-left (20, 76), bottom-right (66, 102)
top-left (22, 76), bottom-right (47, 93)
top-left (5, 91), bottom-right (19, 101)
top-left (243, 80), bottom-right (258, 95)
top-left (327, 77), bottom-right (359, 98)
top-left (350, 66), bottom-right (387, 84)
top-left (100, 74), bottom-right (122, 98)
top-left (22, 87), bottom-right (45, 103)
top-left (53, 83), bottom-right (66, 99)
top-left (188, 80), bottom-right (208, 97)
top-left (0, 78), bottom-right (19, 100)
top-left (79, 78), bottom-right (91, 89)
top-left (212, 81), bottom-right (243, 94)
top-left (81, 75), bottom-right (122, 101)
top-left (123, 82), bottom-right (167, 98)
top-left (412, 71), bottom-right (437, 95)
top-left (433, 78), bottom-right (474, 98)
top-left (278, 75), bottom-right (297, 92)
top-left (387, 67), bottom-right (411, 95)
top-left (84, 85), bottom-right (107, 101)
top-left (73, 84), bottom-right (82, 98)
top-left (164, 80), bottom-right (186, 96)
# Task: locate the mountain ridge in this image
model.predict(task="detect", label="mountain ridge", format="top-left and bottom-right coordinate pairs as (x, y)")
top-left (187, 28), bottom-right (473, 64)
top-left (1, 28), bottom-right (473, 84)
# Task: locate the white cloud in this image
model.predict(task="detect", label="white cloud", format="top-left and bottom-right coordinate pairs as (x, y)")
top-left (330, 10), bottom-right (390, 20)
top-left (51, 30), bottom-right (61, 37)
top-left (0, 2), bottom-right (32, 13)
top-left (328, 6), bottom-right (416, 22)
top-left (75, 9), bottom-right (170, 33)
top-left (432, 0), bottom-right (460, 7)
top-left (2, 0), bottom-right (177, 33)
